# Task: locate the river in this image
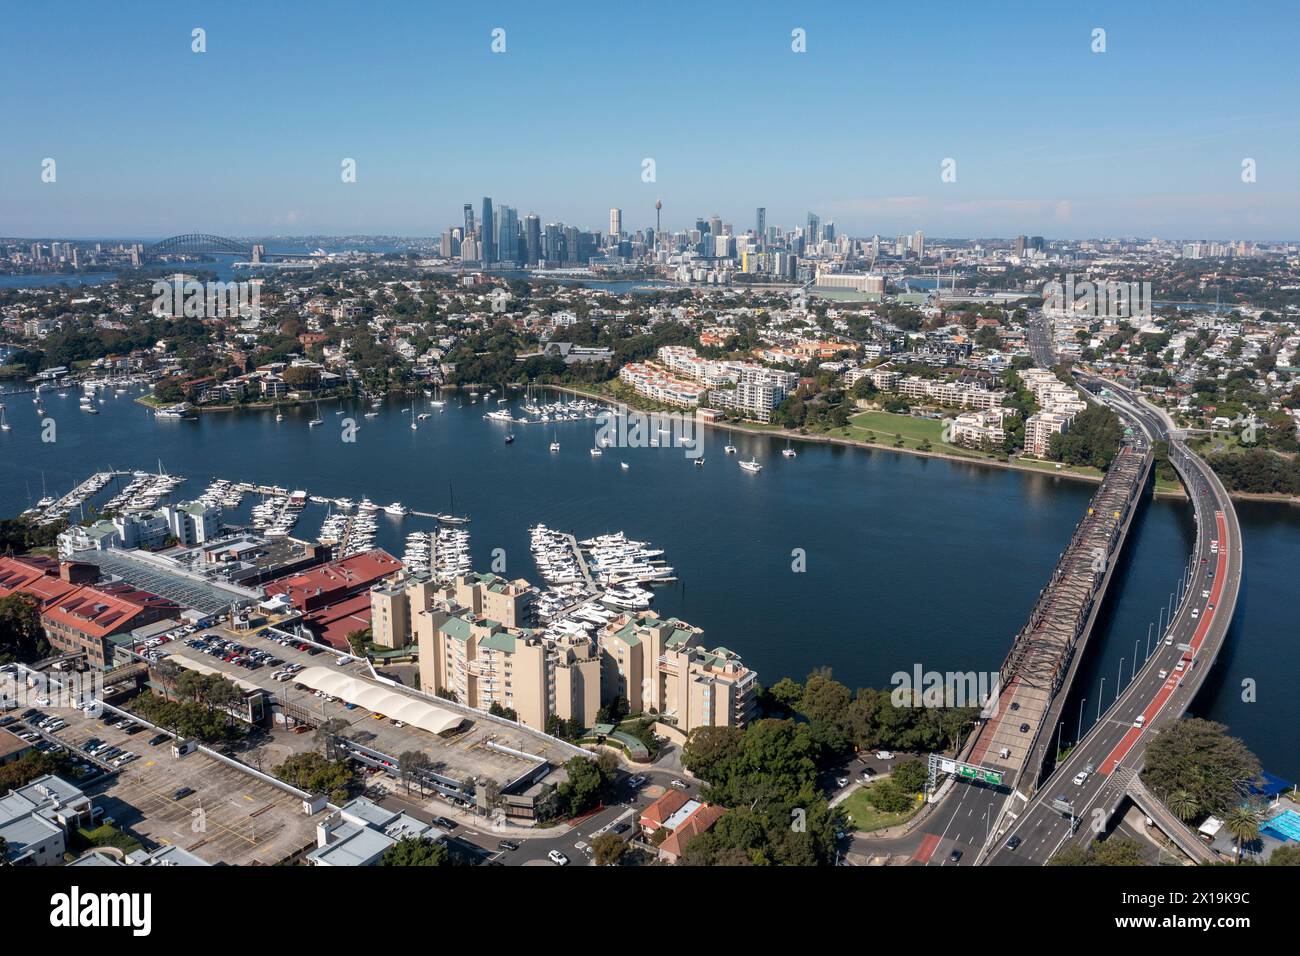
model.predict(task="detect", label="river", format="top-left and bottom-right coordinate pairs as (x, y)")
top-left (0, 386), bottom-right (1294, 780)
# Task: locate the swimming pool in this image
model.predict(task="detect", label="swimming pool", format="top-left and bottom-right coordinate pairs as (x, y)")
top-left (1262, 809), bottom-right (1300, 842)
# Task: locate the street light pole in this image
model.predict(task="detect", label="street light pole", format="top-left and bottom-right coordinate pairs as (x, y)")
top-left (1133, 640), bottom-right (1140, 681)
top-left (1077, 699), bottom-right (1086, 743)
top-left (1146, 623), bottom-right (1153, 660)
top-left (1097, 680), bottom-right (1105, 721)
top-left (1117, 660), bottom-right (1124, 700)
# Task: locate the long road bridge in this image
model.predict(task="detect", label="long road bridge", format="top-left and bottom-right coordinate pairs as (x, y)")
top-left (867, 315), bottom-right (1242, 867)
top-left (982, 373), bottom-right (1243, 864)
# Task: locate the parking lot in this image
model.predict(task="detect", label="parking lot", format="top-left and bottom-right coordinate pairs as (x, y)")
top-left (42, 707), bottom-right (319, 866)
top-left (163, 624), bottom-right (577, 786)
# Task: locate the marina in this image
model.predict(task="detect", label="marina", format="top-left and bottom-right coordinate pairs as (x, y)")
top-left (0, 384), bottom-right (1294, 780)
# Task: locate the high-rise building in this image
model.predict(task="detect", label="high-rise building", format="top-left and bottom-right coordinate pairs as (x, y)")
top-left (1013, 235), bottom-right (1027, 256)
top-left (495, 204), bottom-right (519, 264)
top-left (463, 203), bottom-right (474, 241)
top-left (913, 231), bottom-right (925, 259)
top-left (807, 212), bottom-right (820, 244)
top-left (480, 197), bottom-right (495, 263)
top-left (524, 213), bottom-right (541, 266)
top-left (609, 207), bottom-right (622, 238)
top-left (755, 207), bottom-right (766, 244)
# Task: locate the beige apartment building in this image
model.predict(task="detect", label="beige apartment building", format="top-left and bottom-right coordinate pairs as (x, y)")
top-left (416, 613), bottom-right (600, 732)
top-left (597, 611), bottom-right (757, 733)
top-left (370, 571), bottom-right (530, 649)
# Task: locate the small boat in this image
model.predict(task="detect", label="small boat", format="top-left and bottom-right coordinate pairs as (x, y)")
top-left (782, 440), bottom-right (797, 459)
top-left (739, 458), bottom-right (762, 473)
top-left (590, 447), bottom-right (603, 457)
top-left (275, 410), bottom-right (283, 422)
top-left (505, 434), bottom-right (515, 444)
top-left (409, 402), bottom-right (418, 429)
top-left (308, 400), bottom-right (324, 427)
top-left (620, 461), bottom-right (630, 470)
top-left (550, 441), bottom-right (561, 452)
top-left (694, 458), bottom-right (705, 466)
top-left (0, 407), bottom-right (9, 431)
top-left (724, 431), bottom-right (738, 454)
top-left (384, 502), bottom-right (409, 516)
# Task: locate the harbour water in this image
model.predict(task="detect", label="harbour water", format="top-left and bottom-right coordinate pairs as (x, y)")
top-left (0, 386), bottom-right (1295, 779)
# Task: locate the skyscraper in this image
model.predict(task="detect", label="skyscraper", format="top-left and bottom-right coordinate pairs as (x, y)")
top-left (807, 212), bottom-right (820, 245)
top-left (755, 207), bottom-right (766, 244)
top-left (524, 213), bottom-right (541, 266)
top-left (1013, 235), bottom-right (1027, 256)
top-left (481, 197), bottom-right (496, 263)
top-left (913, 231), bottom-right (925, 259)
top-left (609, 208), bottom-right (622, 238)
top-left (463, 203), bottom-right (475, 241)
top-left (495, 204), bottom-right (519, 264)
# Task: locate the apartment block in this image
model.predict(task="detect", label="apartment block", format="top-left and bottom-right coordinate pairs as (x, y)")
top-left (597, 611), bottom-right (757, 733)
top-left (1024, 411), bottom-right (1073, 458)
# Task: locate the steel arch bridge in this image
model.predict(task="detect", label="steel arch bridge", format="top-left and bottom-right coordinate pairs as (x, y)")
top-left (143, 233), bottom-right (252, 260)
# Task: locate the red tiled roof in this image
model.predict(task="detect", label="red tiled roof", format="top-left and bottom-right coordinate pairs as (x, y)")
top-left (0, 556), bottom-right (78, 607)
top-left (639, 789), bottom-right (690, 830)
top-left (658, 804), bottom-right (726, 860)
top-left (265, 549), bottom-right (400, 611)
top-left (306, 592), bottom-right (374, 650)
top-left (42, 583), bottom-right (177, 640)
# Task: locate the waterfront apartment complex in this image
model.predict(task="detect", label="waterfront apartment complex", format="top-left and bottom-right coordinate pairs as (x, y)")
top-left (597, 611), bottom-right (757, 733)
top-left (635, 345), bottom-right (799, 423)
top-left (1019, 368), bottom-right (1089, 458)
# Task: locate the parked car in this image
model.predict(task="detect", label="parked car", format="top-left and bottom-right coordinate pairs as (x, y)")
top-left (670, 779), bottom-right (688, 790)
top-left (172, 787), bottom-right (195, 801)
top-left (148, 734), bottom-right (169, 747)
top-left (548, 850), bottom-right (569, 866)
top-left (627, 774), bottom-right (646, 788)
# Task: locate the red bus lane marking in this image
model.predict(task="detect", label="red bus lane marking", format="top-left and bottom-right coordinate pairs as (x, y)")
top-left (1100, 513), bottom-right (1227, 775)
top-left (913, 832), bottom-right (941, 864)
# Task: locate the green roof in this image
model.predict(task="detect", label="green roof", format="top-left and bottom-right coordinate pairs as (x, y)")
top-left (439, 617), bottom-right (472, 643)
top-left (479, 631), bottom-right (516, 654)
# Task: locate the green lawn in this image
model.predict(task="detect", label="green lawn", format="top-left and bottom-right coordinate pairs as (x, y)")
top-left (843, 410), bottom-right (992, 459)
top-left (840, 785), bottom-right (923, 832)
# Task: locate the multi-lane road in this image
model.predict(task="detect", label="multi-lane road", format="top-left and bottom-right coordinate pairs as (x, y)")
top-left (981, 372), bottom-right (1243, 865)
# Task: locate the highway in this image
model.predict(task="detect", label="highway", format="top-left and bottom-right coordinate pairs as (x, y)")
top-left (981, 365), bottom-right (1243, 865)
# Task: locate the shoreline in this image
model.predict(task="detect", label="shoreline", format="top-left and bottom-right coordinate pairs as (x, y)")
top-left (543, 383), bottom-right (1109, 487)
top-left (546, 382), bottom-right (1300, 505)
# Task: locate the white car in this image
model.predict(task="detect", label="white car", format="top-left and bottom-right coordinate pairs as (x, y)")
top-left (1191, 608), bottom-right (1199, 618)
top-left (875, 751), bottom-right (895, 761)
top-left (670, 779), bottom-right (688, 790)
top-left (1158, 669), bottom-right (1168, 679)
top-left (1201, 590), bottom-right (1210, 598)
top-left (1164, 636), bottom-right (1174, 646)
top-left (1133, 715), bottom-right (1146, 728)
top-left (335, 656), bottom-right (353, 666)
top-left (548, 850), bottom-right (569, 866)
top-left (1072, 771), bottom-right (1089, 785)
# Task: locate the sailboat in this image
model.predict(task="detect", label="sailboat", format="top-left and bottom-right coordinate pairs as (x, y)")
top-left (430, 384), bottom-right (445, 408)
top-left (724, 431), bottom-right (738, 454)
top-left (307, 400), bottom-right (324, 427)
top-left (782, 439), bottom-right (797, 459)
top-left (549, 430), bottom-right (560, 453)
top-left (409, 402), bottom-right (418, 430)
top-left (0, 405), bottom-right (9, 431)
top-left (275, 408), bottom-right (284, 422)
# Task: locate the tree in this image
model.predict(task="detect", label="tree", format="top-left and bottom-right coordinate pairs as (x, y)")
top-left (1142, 719), bottom-right (1261, 817)
top-left (1268, 844), bottom-right (1300, 866)
top-left (1222, 804), bottom-right (1262, 863)
top-left (890, 758), bottom-right (928, 794)
top-left (0, 593), bottom-right (45, 664)
top-left (1166, 788), bottom-right (1200, 823)
top-left (345, 628), bottom-right (370, 656)
top-left (554, 756), bottom-right (614, 819)
top-left (381, 836), bottom-right (450, 866)
top-left (314, 717), bottom-right (350, 761)
top-left (591, 832), bottom-right (628, 866)
top-left (682, 726), bottom-right (743, 784)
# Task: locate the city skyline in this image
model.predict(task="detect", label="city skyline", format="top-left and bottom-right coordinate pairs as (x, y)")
top-left (2, 1), bottom-right (1299, 239)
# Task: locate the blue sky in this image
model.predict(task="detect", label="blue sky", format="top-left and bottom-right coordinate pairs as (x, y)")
top-left (3, 0), bottom-right (1298, 239)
